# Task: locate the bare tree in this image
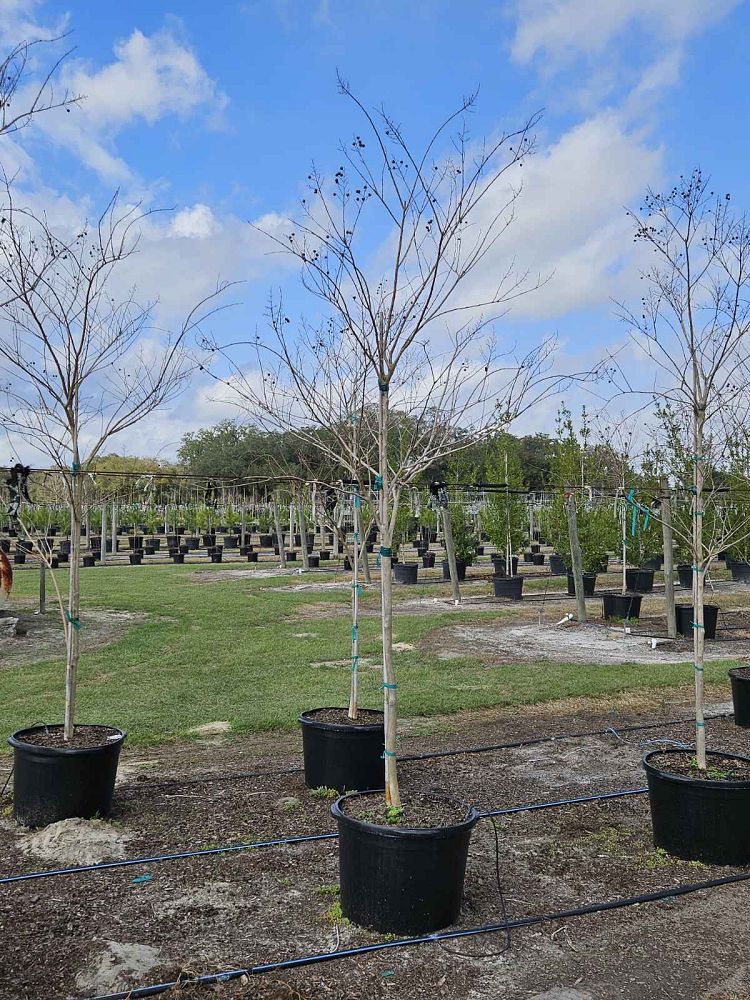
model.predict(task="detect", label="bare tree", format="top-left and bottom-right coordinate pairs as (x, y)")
top-left (221, 86), bottom-right (576, 808)
top-left (0, 190), bottom-right (228, 740)
top-left (0, 35), bottom-right (80, 139)
top-left (611, 169), bottom-right (750, 769)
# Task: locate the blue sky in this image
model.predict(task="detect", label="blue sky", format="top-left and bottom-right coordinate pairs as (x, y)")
top-left (1, 0), bottom-right (749, 460)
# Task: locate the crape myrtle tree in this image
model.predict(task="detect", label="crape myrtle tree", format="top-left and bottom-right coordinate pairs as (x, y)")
top-left (223, 85), bottom-right (573, 808)
top-left (611, 169), bottom-right (750, 769)
top-left (0, 191), bottom-right (227, 740)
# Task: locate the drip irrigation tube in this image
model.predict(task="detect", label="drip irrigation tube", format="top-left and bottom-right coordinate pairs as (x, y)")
top-left (0, 785), bottom-right (649, 886)
top-left (98, 711), bottom-right (730, 790)
top-left (84, 867), bottom-right (750, 1000)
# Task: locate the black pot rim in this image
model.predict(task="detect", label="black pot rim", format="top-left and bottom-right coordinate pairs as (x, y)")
top-left (332, 789), bottom-right (480, 840)
top-left (491, 574), bottom-right (523, 581)
top-left (643, 747), bottom-right (750, 788)
top-left (299, 708), bottom-right (384, 733)
top-left (728, 667), bottom-right (750, 683)
top-left (8, 723), bottom-right (127, 757)
top-left (674, 602), bottom-right (720, 611)
top-left (395, 562), bottom-right (419, 569)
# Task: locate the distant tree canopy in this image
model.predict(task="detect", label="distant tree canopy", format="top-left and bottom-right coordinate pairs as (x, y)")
top-left (176, 419), bottom-right (556, 490)
top-left (176, 420), bottom-right (344, 483)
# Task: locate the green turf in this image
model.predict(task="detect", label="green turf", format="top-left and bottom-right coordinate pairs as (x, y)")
top-left (0, 563), bottom-right (734, 747)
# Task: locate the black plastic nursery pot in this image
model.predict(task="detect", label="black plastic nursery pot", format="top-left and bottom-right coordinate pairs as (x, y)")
top-left (319, 550), bottom-right (330, 561)
top-left (492, 575), bottom-right (524, 599)
top-left (82, 554), bottom-right (96, 568)
top-left (643, 748), bottom-right (750, 865)
top-left (185, 537), bottom-right (199, 551)
top-left (442, 559), bottom-right (467, 581)
top-left (625, 568), bottom-right (654, 594)
top-left (258, 533), bottom-right (273, 547)
top-left (491, 554), bottom-right (519, 577)
top-left (129, 553), bottom-right (142, 565)
top-left (642, 555), bottom-right (664, 572)
top-left (731, 560), bottom-right (750, 583)
top-left (548, 554), bottom-right (567, 575)
top-left (729, 668), bottom-right (750, 728)
top-left (532, 553), bottom-right (545, 566)
top-left (394, 562), bottom-right (418, 585)
top-left (246, 551), bottom-right (258, 562)
top-left (522, 552), bottom-right (534, 563)
top-left (8, 724), bottom-right (126, 827)
top-left (530, 542), bottom-right (540, 554)
top-left (567, 572), bottom-right (596, 596)
top-left (223, 535), bottom-right (239, 549)
top-left (211, 552), bottom-right (223, 563)
top-left (13, 550), bottom-right (26, 564)
top-left (332, 792), bottom-right (479, 934)
top-left (307, 555), bottom-right (320, 568)
top-left (602, 593), bottom-right (642, 620)
top-left (299, 709), bottom-right (384, 793)
top-left (422, 552), bottom-right (435, 568)
top-left (675, 603), bottom-right (719, 640)
top-left (677, 563), bottom-right (694, 589)
top-left (173, 553), bottom-right (185, 564)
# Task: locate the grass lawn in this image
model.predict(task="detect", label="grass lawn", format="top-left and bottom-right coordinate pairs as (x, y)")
top-left (0, 563), bottom-right (735, 747)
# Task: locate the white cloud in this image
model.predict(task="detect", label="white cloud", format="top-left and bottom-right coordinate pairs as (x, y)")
top-left (171, 204), bottom-right (217, 239)
top-left (20, 26), bottom-right (228, 184)
top-left (509, 0), bottom-right (740, 66)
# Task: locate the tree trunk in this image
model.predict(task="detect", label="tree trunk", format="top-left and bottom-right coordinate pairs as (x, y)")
top-left (442, 506), bottom-right (461, 604)
top-left (39, 560), bottom-right (46, 615)
top-left (297, 496), bottom-right (310, 570)
top-left (661, 478), bottom-right (677, 640)
top-left (361, 535), bottom-right (372, 584)
top-left (621, 493), bottom-right (627, 596)
top-left (111, 503), bottom-right (117, 555)
top-left (378, 385), bottom-right (400, 808)
top-left (348, 489), bottom-right (361, 719)
top-left (272, 496), bottom-right (286, 568)
top-left (100, 503), bottom-right (107, 566)
top-left (565, 490), bottom-right (587, 623)
top-left (693, 403), bottom-right (706, 770)
top-left (64, 471), bottom-right (82, 740)
top-left (240, 505), bottom-right (246, 548)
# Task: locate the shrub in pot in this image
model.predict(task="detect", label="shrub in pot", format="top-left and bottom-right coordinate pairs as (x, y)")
top-left (480, 438), bottom-right (527, 588)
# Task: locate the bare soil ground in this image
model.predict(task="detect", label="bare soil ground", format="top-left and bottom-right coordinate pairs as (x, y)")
top-left (0, 603), bottom-right (148, 669)
top-left (1, 699), bottom-right (749, 1000)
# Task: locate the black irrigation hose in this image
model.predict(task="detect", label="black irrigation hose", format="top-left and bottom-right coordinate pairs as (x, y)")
top-left (111, 712), bottom-right (731, 790)
top-left (84, 866), bottom-right (750, 1000)
top-left (0, 785), bottom-right (651, 886)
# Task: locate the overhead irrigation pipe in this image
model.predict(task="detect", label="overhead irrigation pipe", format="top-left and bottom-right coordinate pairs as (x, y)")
top-left (0, 786), bottom-right (650, 887)
top-left (83, 867), bottom-right (750, 1000)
